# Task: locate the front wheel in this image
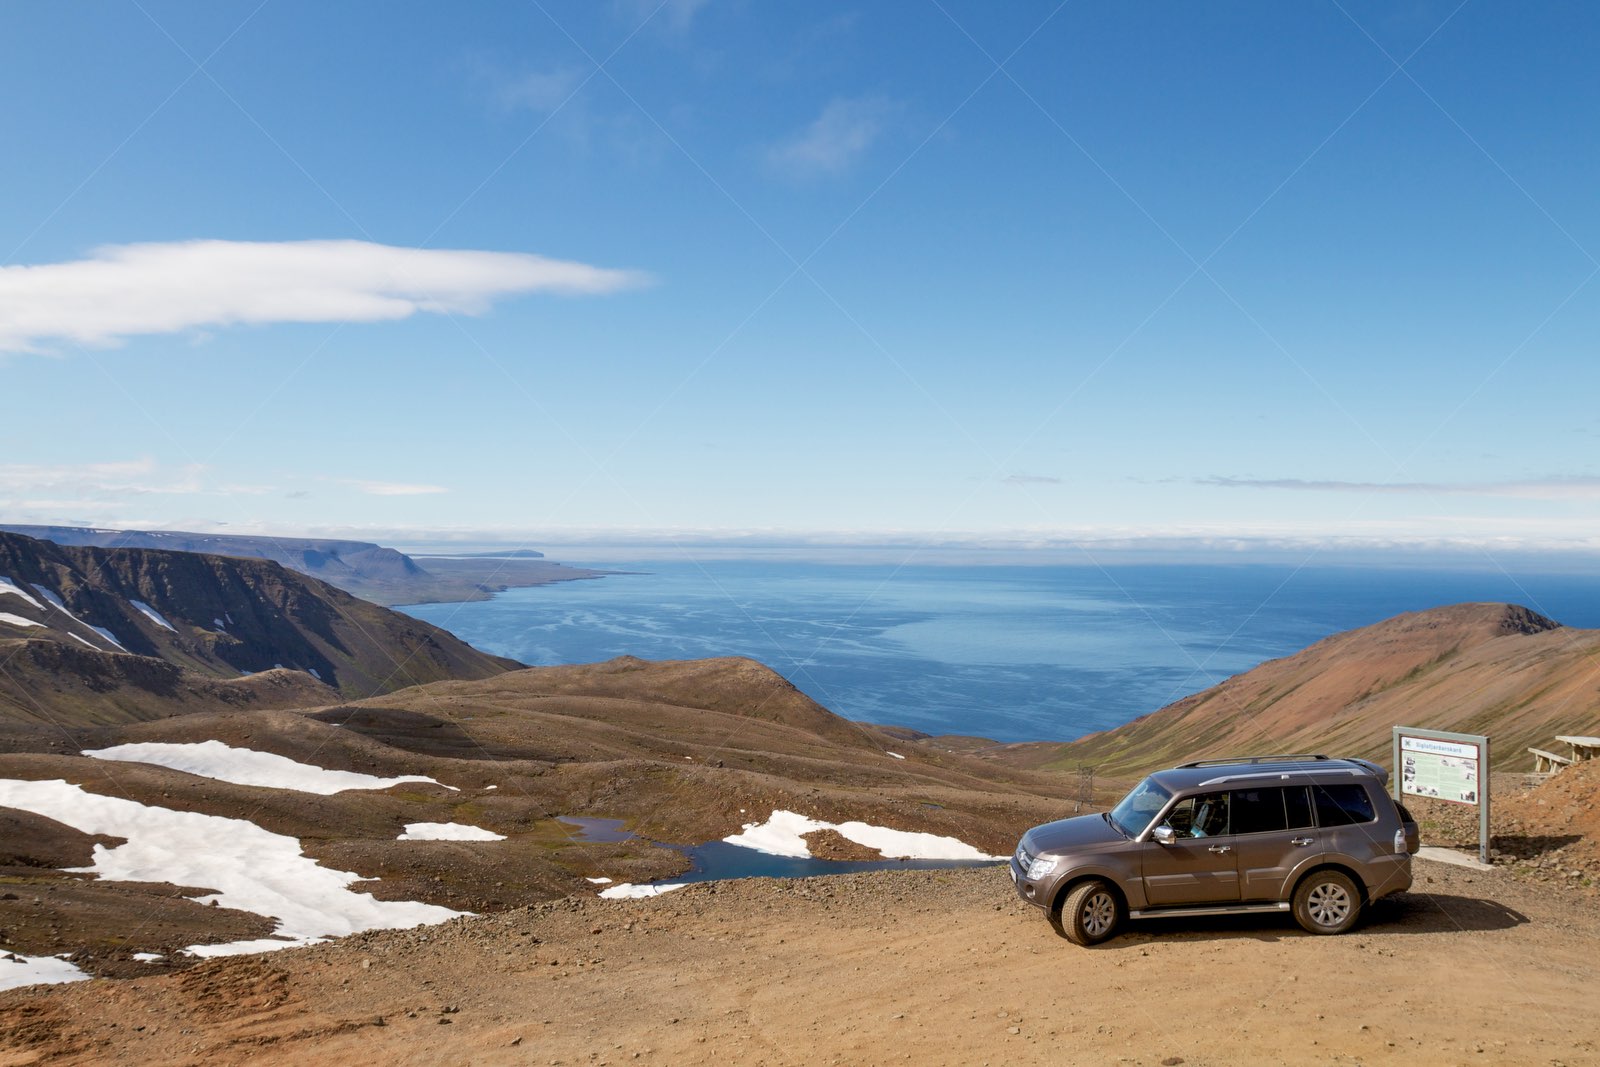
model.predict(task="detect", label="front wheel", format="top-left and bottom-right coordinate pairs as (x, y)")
top-left (1293, 870), bottom-right (1362, 935)
top-left (1052, 880), bottom-right (1122, 945)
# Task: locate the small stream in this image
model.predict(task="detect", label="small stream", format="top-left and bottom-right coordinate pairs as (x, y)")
top-left (558, 816), bottom-right (1000, 889)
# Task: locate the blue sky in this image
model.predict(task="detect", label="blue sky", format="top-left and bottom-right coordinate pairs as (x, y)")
top-left (2, 2), bottom-right (1597, 562)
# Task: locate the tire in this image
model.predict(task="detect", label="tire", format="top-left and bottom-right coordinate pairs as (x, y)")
top-left (1052, 880), bottom-right (1122, 945)
top-left (1293, 870), bottom-right (1362, 935)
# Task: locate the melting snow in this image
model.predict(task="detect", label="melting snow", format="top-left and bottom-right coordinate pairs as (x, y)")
top-left (213, 617), bottom-right (227, 630)
top-left (599, 882), bottom-right (687, 899)
top-left (0, 577), bottom-right (43, 610)
top-left (67, 633), bottom-right (98, 649)
top-left (0, 612), bottom-right (41, 628)
top-left (887, 752), bottom-right (906, 759)
top-left (132, 952), bottom-right (163, 963)
top-left (723, 810), bottom-right (1004, 861)
top-left (88, 625), bottom-right (127, 651)
top-left (396, 822), bottom-right (506, 842)
top-left (129, 599), bottom-right (177, 631)
top-left (585, 876), bottom-right (613, 884)
top-left (0, 951), bottom-right (90, 993)
top-left (308, 668), bottom-right (321, 680)
top-left (31, 585), bottom-right (69, 613)
top-left (83, 740), bottom-right (457, 795)
top-left (0, 779), bottom-right (466, 958)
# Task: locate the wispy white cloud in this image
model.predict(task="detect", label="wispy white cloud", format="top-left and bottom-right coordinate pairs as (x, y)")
top-left (496, 67), bottom-right (586, 113)
top-left (1200, 475), bottom-right (1600, 500)
top-left (0, 459), bottom-right (204, 496)
top-left (339, 480), bottom-right (449, 497)
top-left (0, 239), bottom-right (647, 354)
top-left (614, 0), bottom-right (709, 33)
top-left (768, 97), bottom-right (896, 177)
top-left (1001, 473), bottom-right (1062, 486)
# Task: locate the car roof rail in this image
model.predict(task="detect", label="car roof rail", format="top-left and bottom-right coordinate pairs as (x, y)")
top-left (1177, 754), bottom-right (1332, 768)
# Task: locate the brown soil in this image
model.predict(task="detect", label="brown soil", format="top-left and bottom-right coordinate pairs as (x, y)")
top-left (2, 859), bottom-right (1597, 1066)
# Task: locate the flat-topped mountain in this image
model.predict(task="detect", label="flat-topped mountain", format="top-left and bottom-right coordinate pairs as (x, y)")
top-left (0, 531), bottom-right (518, 722)
top-left (0, 524), bottom-right (604, 606)
top-left (1025, 602), bottom-right (1595, 775)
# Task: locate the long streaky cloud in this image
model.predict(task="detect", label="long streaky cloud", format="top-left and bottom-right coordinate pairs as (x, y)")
top-left (0, 239), bottom-right (647, 353)
top-left (1200, 475), bottom-right (1600, 500)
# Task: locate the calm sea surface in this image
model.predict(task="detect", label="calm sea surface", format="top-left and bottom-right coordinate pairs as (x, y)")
top-left (401, 562), bottom-right (1600, 744)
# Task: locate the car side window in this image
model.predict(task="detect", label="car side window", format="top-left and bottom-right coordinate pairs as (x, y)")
top-left (1283, 785), bottom-right (1314, 829)
top-left (1163, 791), bottom-right (1230, 838)
top-left (1229, 787), bottom-right (1288, 835)
top-left (1313, 783), bottom-right (1376, 827)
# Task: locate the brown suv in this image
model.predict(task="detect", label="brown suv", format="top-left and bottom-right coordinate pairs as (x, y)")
top-left (1011, 755), bottom-right (1418, 944)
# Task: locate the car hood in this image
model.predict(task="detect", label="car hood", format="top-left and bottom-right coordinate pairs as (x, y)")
top-left (1025, 812), bottom-right (1127, 855)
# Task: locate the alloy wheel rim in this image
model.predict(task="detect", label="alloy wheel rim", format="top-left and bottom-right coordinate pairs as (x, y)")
top-left (1307, 882), bottom-right (1351, 926)
top-left (1084, 892), bottom-right (1115, 935)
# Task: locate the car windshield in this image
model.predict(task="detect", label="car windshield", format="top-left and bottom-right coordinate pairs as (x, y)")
top-left (1108, 778), bottom-right (1172, 838)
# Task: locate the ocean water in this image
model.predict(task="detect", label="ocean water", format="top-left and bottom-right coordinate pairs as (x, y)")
top-left (401, 561), bottom-right (1600, 744)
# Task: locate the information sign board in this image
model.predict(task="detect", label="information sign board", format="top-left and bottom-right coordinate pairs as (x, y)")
top-left (1391, 727), bottom-right (1491, 865)
top-left (1398, 734), bottom-right (1481, 805)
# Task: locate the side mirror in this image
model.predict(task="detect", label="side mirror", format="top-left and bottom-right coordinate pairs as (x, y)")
top-left (1152, 825), bottom-right (1176, 845)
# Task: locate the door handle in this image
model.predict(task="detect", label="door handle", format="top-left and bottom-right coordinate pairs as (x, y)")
top-left (1207, 845), bottom-right (1231, 854)
top-left (1291, 837), bottom-right (1314, 847)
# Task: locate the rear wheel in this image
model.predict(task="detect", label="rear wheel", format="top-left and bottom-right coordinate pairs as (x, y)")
top-left (1293, 870), bottom-right (1362, 935)
top-left (1052, 880), bottom-right (1122, 945)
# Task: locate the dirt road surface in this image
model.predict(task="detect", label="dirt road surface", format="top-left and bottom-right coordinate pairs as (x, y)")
top-left (2, 857), bottom-right (1596, 1066)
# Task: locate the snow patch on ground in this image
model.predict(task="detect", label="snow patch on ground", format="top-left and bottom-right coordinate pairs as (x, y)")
top-left (0, 612), bottom-right (41, 628)
top-left (132, 952), bottom-right (163, 963)
top-left (67, 633), bottom-right (98, 649)
top-left (31, 585), bottom-right (69, 613)
top-left (0, 576), bottom-right (43, 610)
top-left (0, 951), bottom-right (90, 993)
top-left (723, 810), bottom-right (1004, 861)
top-left (585, 877), bottom-right (613, 884)
top-left (129, 599), bottom-right (177, 631)
top-left (87, 625), bottom-right (126, 651)
top-left (396, 822), bottom-right (506, 842)
top-left (886, 752), bottom-right (906, 759)
top-left (0, 779), bottom-right (467, 958)
top-left (599, 882), bottom-right (687, 899)
top-left (83, 740), bottom-right (456, 795)
top-left (213, 617), bottom-right (227, 630)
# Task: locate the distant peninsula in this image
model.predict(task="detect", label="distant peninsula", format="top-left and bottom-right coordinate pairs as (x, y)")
top-left (0, 524), bottom-right (608, 607)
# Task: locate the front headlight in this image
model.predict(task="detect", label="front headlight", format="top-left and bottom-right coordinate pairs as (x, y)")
top-left (1026, 856), bottom-right (1058, 881)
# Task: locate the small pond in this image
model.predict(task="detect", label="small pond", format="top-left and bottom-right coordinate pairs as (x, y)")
top-left (559, 816), bottom-right (1001, 888)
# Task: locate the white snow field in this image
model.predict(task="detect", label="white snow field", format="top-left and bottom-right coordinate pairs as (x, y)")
top-left (723, 809), bottom-right (1004, 861)
top-left (0, 778), bottom-right (467, 965)
top-left (83, 739), bottom-right (456, 794)
top-left (0, 952), bottom-right (90, 993)
top-left (598, 882), bottom-right (687, 899)
top-left (0, 612), bottom-right (41, 628)
top-left (396, 822), bottom-right (506, 841)
top-left (0, 576), bottom-right (43, 610)
top-left (128, 599), bottom-right (177, 631)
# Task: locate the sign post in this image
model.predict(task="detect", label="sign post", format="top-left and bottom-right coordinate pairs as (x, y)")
top-left (1392, 727), bottom-right (1491, 865)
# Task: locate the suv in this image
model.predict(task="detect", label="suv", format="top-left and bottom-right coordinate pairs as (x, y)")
top-left (1011, 754), bottom-right (1417, 944)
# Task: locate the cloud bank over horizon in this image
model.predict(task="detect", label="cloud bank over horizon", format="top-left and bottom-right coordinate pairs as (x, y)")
top-left (0, 239), bottom-right (647, 354)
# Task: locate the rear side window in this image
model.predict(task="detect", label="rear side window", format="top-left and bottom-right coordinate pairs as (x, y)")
top-left (1283, 786), bottom-right (1314, 830)
top-left (1230, 788), bottom-right (1288, 835)
top-left (1230, 786), bottom-right (1316, 834)
top-left (1313, 783), bottom-right (1376, 826)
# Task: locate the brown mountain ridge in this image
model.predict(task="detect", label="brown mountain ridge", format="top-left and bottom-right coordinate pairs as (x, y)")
top-left (0, 531), bottom-right (517, 724)
top-left (1019, 602), bottom-right (1599, 776)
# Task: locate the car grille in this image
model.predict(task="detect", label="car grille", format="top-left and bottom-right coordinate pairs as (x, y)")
top-left (1015, 845), bottom-right (1032, 870)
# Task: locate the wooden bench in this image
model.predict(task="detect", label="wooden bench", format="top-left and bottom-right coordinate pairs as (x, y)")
top-left (1529, 747), bottom-right (1575, 775)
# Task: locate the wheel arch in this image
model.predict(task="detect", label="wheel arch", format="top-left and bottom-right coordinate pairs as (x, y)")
top-left (1049, 872), bottom-right (1128, 918)
top-left (1293, 862), bottom-right (1369, 904)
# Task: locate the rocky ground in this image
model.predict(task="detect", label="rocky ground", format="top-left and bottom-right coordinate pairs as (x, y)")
top-left (3, 856), bottom-right (1598, 1067)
